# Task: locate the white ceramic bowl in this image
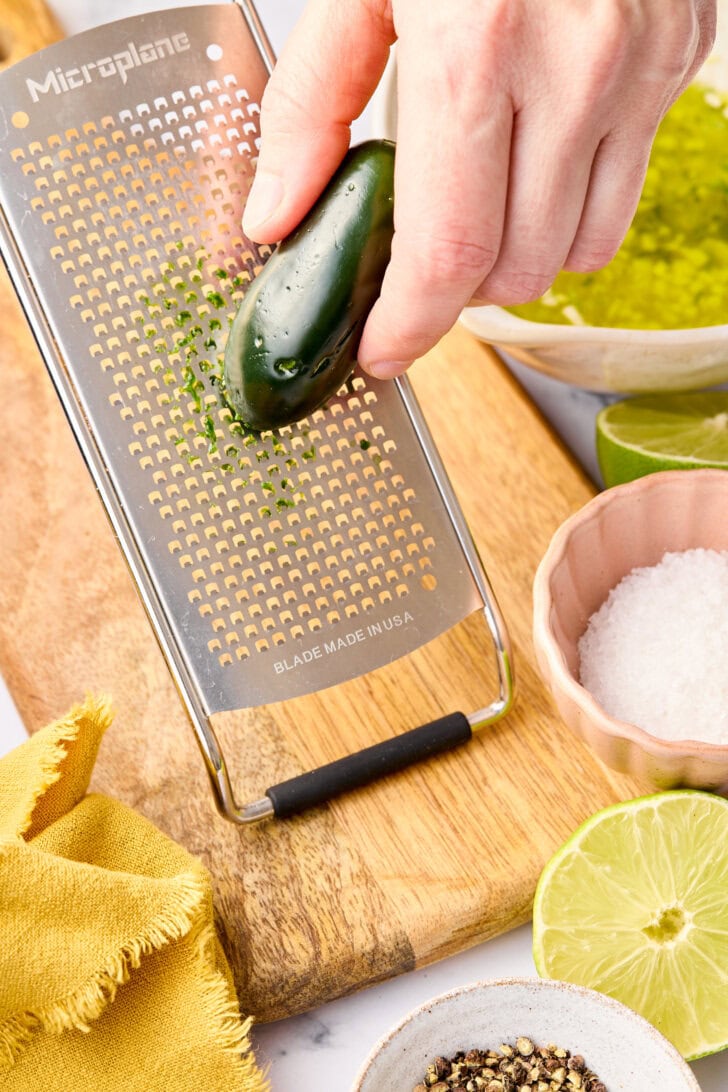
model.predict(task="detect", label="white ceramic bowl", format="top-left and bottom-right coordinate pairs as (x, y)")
top-left (371, 10), bottom-right (728, 392)
top-left (352, 977), bottom-right (700, 1091)
top-left (458, 308), bottom-right (728, 393)
top-left (532, 468), bottom-right (728, 789)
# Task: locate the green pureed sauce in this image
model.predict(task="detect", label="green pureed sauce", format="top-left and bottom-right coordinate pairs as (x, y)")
top-left (506, 84), bottom-right (728, 330)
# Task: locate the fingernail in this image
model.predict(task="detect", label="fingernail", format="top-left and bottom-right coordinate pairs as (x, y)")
top-left (364, 360), bottom-right (410, 379)
top-left (243, 171), bottom-right (284, 235)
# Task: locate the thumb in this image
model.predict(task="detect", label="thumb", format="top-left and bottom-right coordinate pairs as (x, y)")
top-left (243, 0), bottom-right (395, 243)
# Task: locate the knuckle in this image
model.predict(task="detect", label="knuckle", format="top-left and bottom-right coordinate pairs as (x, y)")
top-left (574, 2), bottom-right (697, 104)
top-left (478, 269), bottom-right (553, 307)
top-left (359, 0), bottom-right (394, 29)
top-left (565, 244), bottom-right (620, 274)
top-left (259, 61), bottom-right (325, 132)
top-left (659, 2), bottom-right (700, 47)
top-left (588, 17), bottom-right (631, 77)
top-left (574, 3), bottom-right (642, 87)
top-left (259, 79), bottom-right (301, 133)
top-left (388, 292), bottom-right (444, 344)
top-left (370, 306), bottom-right (441, 360)
top-left (405, 231), bottom-right (499, 290)
top-left (643, 4), bottom-right (700, 82)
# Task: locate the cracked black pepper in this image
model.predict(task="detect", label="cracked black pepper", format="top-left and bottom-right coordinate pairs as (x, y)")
top-left (413, 1038), bottom-right (608, 1092)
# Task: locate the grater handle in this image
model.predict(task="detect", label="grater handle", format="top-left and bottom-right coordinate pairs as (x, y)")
top-left (264, 712), bottom-right (472, 818)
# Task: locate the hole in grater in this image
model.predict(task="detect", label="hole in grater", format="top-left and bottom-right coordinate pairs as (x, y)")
top-left (16, 73), bottom-right (443, 673)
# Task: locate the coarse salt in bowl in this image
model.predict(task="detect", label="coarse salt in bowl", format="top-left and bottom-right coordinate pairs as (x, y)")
top-left (532, 468), bottom-right (728, 789)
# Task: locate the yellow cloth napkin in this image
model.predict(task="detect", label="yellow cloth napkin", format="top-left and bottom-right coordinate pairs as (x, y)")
top-left (0, 696), bottom-right (268, 1091)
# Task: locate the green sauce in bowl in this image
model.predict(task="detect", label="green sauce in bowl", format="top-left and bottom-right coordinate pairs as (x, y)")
top-left (506, 84), bottom-right (728, 330)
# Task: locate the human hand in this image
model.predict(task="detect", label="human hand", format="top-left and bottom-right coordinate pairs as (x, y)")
top-left (243, 0), bottom-right (716, 379)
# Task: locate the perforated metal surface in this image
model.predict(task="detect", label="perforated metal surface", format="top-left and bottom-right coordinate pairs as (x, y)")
top-left (0, 4), bottom-right (486, 714)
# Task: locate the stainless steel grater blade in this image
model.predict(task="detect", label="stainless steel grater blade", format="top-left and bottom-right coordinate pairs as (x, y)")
top-left (0, 1), bottom-right (513, 822)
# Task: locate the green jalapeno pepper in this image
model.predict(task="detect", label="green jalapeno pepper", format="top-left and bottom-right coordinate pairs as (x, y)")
top-left (223, 139), bottom-right (395, 431)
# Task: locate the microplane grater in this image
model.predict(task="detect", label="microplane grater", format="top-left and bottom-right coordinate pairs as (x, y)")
top-left (0, 2), bottom-right (513, 823)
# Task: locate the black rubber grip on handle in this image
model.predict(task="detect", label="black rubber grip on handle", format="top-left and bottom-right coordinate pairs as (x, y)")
top-left (265, 712), bottom-right (472, 819)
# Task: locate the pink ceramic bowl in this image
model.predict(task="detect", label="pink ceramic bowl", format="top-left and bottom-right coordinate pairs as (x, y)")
top-left (532, 469), bottom-right (728, 789)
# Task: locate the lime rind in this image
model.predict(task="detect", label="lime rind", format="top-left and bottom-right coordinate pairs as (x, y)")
top-left (532, 790), bottom-right (728, 1060)
top-left (596, 393), bottom-right (728, 486)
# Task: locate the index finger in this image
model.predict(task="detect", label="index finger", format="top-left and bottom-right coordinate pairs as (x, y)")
top-left (244, 0), bottom-right (394, 243)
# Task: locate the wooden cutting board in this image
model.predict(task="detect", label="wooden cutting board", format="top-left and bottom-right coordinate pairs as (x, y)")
top-left (0, 300), bottom-right (649, 1021)
top-left (0, 1), bottom-right (646, 1024)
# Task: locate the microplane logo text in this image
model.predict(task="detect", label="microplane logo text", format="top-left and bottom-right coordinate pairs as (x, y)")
top-left (26, 32), bottom-right (191, 102)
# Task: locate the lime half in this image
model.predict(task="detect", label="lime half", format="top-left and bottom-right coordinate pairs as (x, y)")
top-left (596, 392), bottom-right (728, 487)
top-left (532, 791), bottom-right (728, 1060)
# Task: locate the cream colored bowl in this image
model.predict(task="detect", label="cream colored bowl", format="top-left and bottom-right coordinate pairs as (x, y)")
top-left (458, 308), bottom-right (728, 393)
top-left (371, 10), bottom-right (728, 392)
top-left (352, 978), bottom-right (700, 1091)
top-left (532, 469), bottom-right (728, 789)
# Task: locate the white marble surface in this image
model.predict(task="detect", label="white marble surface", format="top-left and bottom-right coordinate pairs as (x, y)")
top-left (2, 2), bottom-right (727, 1090)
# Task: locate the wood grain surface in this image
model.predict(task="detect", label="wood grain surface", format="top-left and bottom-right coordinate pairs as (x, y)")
top-left (0, 295), bottom-right (649, 1020)
top-left (0, 2), bottom-right (647, 1023)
